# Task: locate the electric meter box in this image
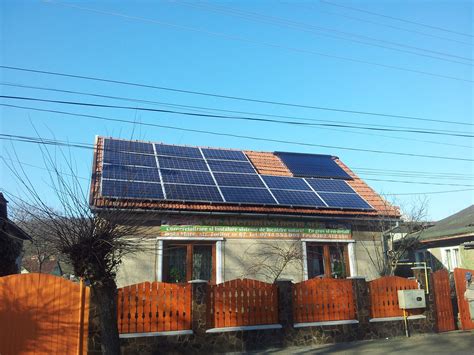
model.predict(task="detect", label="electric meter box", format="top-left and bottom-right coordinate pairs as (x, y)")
top-left (397, 289), bottom-right (426, 309)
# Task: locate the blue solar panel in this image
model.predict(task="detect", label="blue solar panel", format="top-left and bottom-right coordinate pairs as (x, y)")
top-left (103, 151), bottom-right (157, 167)
top-left (318, 192), bottom-right (372, 210)
top-left (154, 143), bottom-right (202, 158)
top-left (164, 184), bottom-right (223, 202)
top-left (208, 160), bottom-right (256, 174)
top-left (305, 178), bottom-right (354, 193)
top-left (271, 189), bottom-right (326, 207)
top-left (202, 148), bottom-right (247, 161)
top-left (262, 175), bottom-right (311, 191)
top-left (160, 169), bottom-right (215, 185)
top-left (102, 165), bottom-right (160, 182)
top-left (158, 156), bottom-right (208, 171)
top-left (275, 152), bottom-right (352, 180)
top-left (101, 180), bottom-right (164, 199)
top-left (220, 187), bottom-right (277, 204)
top-left (214, 173), bottom-right (265, 188)
top-left (105, 139), bottom-right (154, 154)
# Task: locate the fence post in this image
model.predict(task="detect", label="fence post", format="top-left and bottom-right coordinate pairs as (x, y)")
top-left (189, 280), bottom-right (209, 335)
top-left (276, 279), bottom-right (294, 330)
top-left (350, 277), bottom-right (370, 335)
top-left (412, 266), bottom-right (436, 331)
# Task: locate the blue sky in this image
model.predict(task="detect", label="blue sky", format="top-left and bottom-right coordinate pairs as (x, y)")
top-left (1, 0), bottom-right (473, 220)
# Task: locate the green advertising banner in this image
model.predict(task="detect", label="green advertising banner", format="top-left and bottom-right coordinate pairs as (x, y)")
top-left (159, 225), bottom-right (351, 239)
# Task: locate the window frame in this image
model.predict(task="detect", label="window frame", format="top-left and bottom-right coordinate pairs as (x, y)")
top-left (441, 246), bottom-right (460, 271)
top-left (305, 242), bottom-right (350, 279)
top-left (162, 241), bottom-right (216, 284)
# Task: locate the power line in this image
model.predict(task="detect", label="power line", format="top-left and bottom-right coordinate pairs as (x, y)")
top-left (320, 0), bottom-right (474, 38)
top-left (2, 82), bottom-right (471, 149)
top-left (382, 188), bottom-right (474, 196)
top-left (2, 134), bottom-right (473, 188)
top-left (180, 1), bottom-right (472, 65)
top-left (42, 2), bottom-right (473, 83)
top-left (1, 66), bottom-right (472, 127)
top-left (2, 95), bottom-right (473, 138)
top-left (310, 7), bottom-right (472, 46)
top-left (1, 108), bottom-right (473, 162)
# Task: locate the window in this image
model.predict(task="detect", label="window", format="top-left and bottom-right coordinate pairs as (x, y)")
top-left (306, 243), bottom-right (349, 279)
top-left (441, 247), bottom-right (460, 271)
top-left (163, 242), bottom-right (215, 283)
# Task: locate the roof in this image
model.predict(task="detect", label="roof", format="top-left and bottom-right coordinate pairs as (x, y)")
top-left (22, 257), bottom-right (62, 274)
top-left (90, 137), bottom-right (400, 219)
top-left (1, 218), bottom-right (32, 241)
top-left (419, 205), bottom-right (474, 242)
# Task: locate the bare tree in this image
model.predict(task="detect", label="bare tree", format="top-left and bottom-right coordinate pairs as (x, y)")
top-left (4, 143), bottom-right (149, 355)
top-left (241, 240), bottom-right (304, 283)
top-left (359, 196), bottom-right (430, 276)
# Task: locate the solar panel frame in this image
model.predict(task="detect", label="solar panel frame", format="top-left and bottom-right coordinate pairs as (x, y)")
top-left (102, 164), bottom-right (160, 182)
top-left (103, 151), bottom-right (157, 167)
top-left (262, 175), bottom-right (312, 191)
top-left (160, 169), bottom-right (216, 186)
top-left (201, 148), bottom-right (248, 161)
top-left (220, 187), bottom-right (277, 205)
top-left (105, 138), bottom-right (155, 154)
top-left (270, 189), bottom-right (326, 207)
top-left (208, 160), bottom-right (256, 174)
top-left (275, 152), bottom-right (353, 180)
top-left (213, 173), bottom-right (265, 188)
top-left (154, 143), bottom-right (203, 158)
top-left (318, 192), bottom-right (372, 210)
top-left (158, 156), bottom-right (209, 171)
top-left (164, 183), bottom-right (224, 202)
top-left (101, 179), bottom-right (164, 199)
top-left (305, 178), bottom-right (355, 193)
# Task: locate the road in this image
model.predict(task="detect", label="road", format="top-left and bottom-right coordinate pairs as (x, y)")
top-left (243, 331), bottom-right (474, 354)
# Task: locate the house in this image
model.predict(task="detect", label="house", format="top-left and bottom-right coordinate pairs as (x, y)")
top-left (0, 192), bottom-right (31, 276)
top-left (89, 137), bottom-right (400, 286)
top-left (21, 256), bottom-right (63, 276)
top-left (413, 205), bottom-right (474, 271)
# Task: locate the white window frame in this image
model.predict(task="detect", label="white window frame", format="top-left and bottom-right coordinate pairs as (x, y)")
top-left (441, 246), bottom-right (460, 271)
top-left (301, 239), bottom-right (356, 279)
top-left (156, 237), bottom-right (224, 284)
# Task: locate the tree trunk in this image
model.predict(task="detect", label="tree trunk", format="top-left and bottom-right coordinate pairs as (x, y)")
top-left (91, 279), bottom-right (120, 355)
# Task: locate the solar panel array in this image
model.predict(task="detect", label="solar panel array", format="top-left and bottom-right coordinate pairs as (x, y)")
top-left (100, 138), bottom-right (373, 211)
top-left (275, 152), bottom-right (353, 180)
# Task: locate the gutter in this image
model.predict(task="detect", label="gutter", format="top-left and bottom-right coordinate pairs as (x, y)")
top-left (91, 206), bottom-right (400, 223)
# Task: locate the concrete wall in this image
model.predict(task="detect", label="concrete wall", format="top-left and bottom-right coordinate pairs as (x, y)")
top-left (223, 239), bottom-right (304, 283)
top-left (115, 236), bottom-right (385, 286)
top-left (116, 240), bottom-right (157, 287)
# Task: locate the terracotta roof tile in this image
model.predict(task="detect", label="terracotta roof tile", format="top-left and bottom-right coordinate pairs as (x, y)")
top-left (245, 151), bottom-right (292, 176)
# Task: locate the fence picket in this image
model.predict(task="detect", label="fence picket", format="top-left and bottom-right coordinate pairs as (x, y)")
top-left (368, 276), bottom-right (418, 318)
top-left (207, 279), bottom-right (278, 328)
top-left (116, 281), bottom-right (192, 334)
top-left (293, 278), bottom-right (356, 323)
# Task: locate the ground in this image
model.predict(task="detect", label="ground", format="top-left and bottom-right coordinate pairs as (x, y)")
top-left (242, 331), bottom-right (474, 354)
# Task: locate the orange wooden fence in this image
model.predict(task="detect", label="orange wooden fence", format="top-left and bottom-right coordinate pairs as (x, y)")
top-left (432, 269), bottom-right (455, 332)
top-left (0, 273), bottom-right (89, 355)
top-left (117, 282), bottom-right (192, 334)
top-left (453, 268), bottom-right (474, 331)
top-left (293, 278), bottom-right (356, 323)
top-left (368, 276), bottom-right (419, 318)
top-left (208, 279), bottom-right (278, 328)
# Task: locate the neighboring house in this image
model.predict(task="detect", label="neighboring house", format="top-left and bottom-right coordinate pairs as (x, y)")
top-left (412, 205), bottom-right (474, 271)
top-left (21, 256), bottom-right (63, 276)
top-left (0, 192), bottom-right (31, 276)
top-left (89, 137), bottom-right (400, 286)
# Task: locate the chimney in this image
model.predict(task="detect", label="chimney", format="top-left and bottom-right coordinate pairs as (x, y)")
top-left (0, 193), bottom-right (7, 219)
